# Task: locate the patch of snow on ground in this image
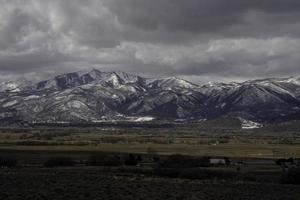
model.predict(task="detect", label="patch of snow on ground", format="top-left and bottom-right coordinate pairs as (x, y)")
top-left (111, 94), bottom-right (118, 99)
top-left (134, 116), bottom-right (155, 122)
top-left (220, 103), bottom-right (226, 108)
top-left (55, 96), bottom-right (64, 100)
top-left (11, 88), bottom-right (21, 92)
top-left (67, 100), bottom-right (86, 109)
top-left (3, 100), bottom-right (18, 107)
top-left (24, 95), bottom-right (40, 100)
top-left (92, 120), bottom-right (107, 123)
top-left (239, 118), bottom-right (263, 129)
top-left (56, 121), bottom-right (70, 124)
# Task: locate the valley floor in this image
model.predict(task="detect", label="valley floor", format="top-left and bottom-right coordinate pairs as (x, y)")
top-left (0, 127), bottom-right (299, 199)
top-left (1, 143), bottom-right (300, 158)
top-left (0, 168), bottom-right (299, 200)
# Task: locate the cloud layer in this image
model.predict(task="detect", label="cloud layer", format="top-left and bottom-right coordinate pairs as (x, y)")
top-left (1, 0), bottom-right (300, 82)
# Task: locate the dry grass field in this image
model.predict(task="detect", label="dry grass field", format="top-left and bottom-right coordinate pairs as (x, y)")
top-left (0, 143), bottom-right (300, 158)
top-left (0, 168), bottom-right (299, 200)
top-left (0, 125), bottom-right (300, 200)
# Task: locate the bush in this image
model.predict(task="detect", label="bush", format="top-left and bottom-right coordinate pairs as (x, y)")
top-left (153, 168), bottom-right (180, 178)
top-left (87, 154), bottom-right (122, 166)
top-left (0, 156), bottom-right (18, 168)
top-left (276, 158), bottom-right (294, 166)
top-left (281, 168), bottom-right (300, 185)
top-left (152, 168), bottom-right (237, 180)
top-left (160, 154), bottom-right (210, 168)
top-left (44, 157), bottom-right (75, 168)
top-left (124, 154), bottom-right (138, 166)
top-left (179, 168), bottom-right (236, 180)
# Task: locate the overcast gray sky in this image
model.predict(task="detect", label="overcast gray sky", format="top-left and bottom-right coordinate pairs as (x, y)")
top-left (1, 0), bottom-right (300, 83)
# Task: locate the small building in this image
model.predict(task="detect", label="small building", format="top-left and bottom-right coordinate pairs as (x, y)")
top-left (209, 157), bottom-right (229, 165)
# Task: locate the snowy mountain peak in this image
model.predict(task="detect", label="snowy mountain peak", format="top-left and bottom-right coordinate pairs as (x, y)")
top-left (112, 71), bottom-right (142, 84)
top-left (0, 80), bottom-right (33, 92)
top-left (147, 77), bottom-right (197, 89)
top-left (0, 81), bottom-right (20, 92)
top-left (1, 71), bottom-right (300, 124)
top-left (36, 69), bottom-right (144, 90)
top-left (282, 76), bottom-right (300, 85)
top-left (81, 69), bottom-right (142, 85)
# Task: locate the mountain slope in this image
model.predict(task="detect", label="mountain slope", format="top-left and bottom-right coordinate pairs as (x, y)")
top-left (1, 70), bottom-right (300, 124)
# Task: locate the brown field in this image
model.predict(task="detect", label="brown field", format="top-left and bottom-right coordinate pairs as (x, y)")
top-left (0, 125), bottom-right (300, 200)
top-left (1, 143), bottom-right (300, 158)
top-left (1, 168), bottom-right (300, 200)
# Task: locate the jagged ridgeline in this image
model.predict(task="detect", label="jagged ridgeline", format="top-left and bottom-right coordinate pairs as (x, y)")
top-left (0, 69), bottom-right (300, 124)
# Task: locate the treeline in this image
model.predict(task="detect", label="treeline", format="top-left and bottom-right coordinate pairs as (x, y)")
top-left (1, 154), bottom-right (300, 185)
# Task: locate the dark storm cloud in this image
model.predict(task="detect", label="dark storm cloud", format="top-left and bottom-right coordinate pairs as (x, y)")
top-left (0, 0), bottom-right (300, 82)
top-left (106, 0), bottom-right (300, 40)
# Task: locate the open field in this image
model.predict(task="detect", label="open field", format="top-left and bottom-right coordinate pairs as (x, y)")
top-left (1, 143), bottom-right (300, 158)
top-left (0, 124), bottom-right (300, 158)
top-left (0, 124), bottom-right (300, 200)
top-left (1, 168), bottom-right (299, 200)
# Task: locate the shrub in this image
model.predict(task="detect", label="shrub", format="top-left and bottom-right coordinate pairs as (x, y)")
top-left (136, 155), bottom-right (143, 162)
top-left (153, 168), bottom-right (180, 178)
top-left (152, 168), bottom-right (236, 180)
top-left (276, 158), bottom-right (294, 166)
top-left (87, 154), bottom-right (122, 166)
top-left (160, 154), bottom-right (210, 168)
top-left (44, 157), bottom-right (75, 168)
top-left (0, 156), bottom-right (18, 168)
top-left (178, 168), bottom-right (236, 180)
top-left (147, 147), bottom-right (158, 156)
top-left (281, 168), bottom-right (300, 185)
top-left (124, 154), bottom-right (138, 166)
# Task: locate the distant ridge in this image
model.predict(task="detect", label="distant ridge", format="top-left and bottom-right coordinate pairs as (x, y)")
top-left (0, 69), bottom-right (300, 124)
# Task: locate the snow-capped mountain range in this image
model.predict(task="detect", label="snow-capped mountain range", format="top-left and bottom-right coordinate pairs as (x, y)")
top-left (1, 69), bottom-right (300, 124)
